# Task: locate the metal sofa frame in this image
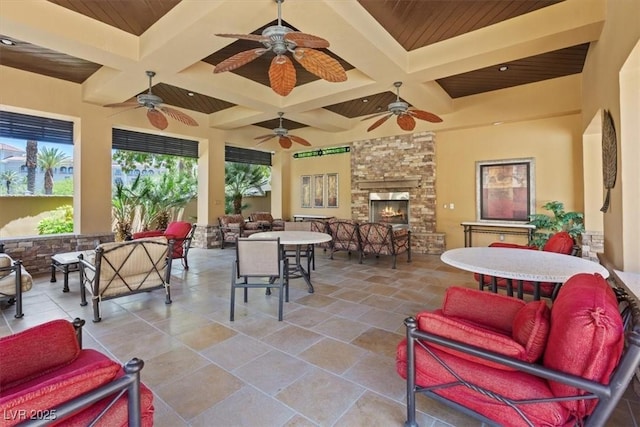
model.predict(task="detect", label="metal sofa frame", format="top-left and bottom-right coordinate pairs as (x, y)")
top-left (401, 277), bottom-right (640, 427)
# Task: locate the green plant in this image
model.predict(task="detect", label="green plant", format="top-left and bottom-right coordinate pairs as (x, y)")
top-left (225, 162), bottom-right (269, 214)
top-left (37, 205), bottom-right (73, 234)
top-left (528, 201), bottom-right (584, 248)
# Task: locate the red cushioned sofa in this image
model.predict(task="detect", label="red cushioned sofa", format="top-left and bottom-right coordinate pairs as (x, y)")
top-left (397, 272), bottom-right (640, 426)
top-left (0, 318), bottom-right (153, 426)
top-left (475, 231), bottom-right (579, 300)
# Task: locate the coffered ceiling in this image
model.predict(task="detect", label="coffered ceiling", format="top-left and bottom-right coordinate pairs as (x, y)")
top-left (0, 0), bottom-right (603, 144)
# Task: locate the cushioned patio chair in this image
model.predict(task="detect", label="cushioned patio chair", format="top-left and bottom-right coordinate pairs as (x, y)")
top-left (132, 221), bottom-right (196, 269)
top-left (358, 222), bottom-right (411, 269)
top-left (248, 212), bottom-right (285, 231)
top-left (327, 219), bottom-right (360, 260)
top-left (0, 252), bottom-right (33, 318)
top-left (230, 238), bottom-right (288, 321)
top-left (0, 318), bottom-right (154, 426)
top-left (475, 231), bottom-right (578, 300)
top-left (283, 221), bottom-right (314, 276)
top-left (79, 237), bottom-right (173, 322)
top-left (397, 273), bottom-right (640, 427)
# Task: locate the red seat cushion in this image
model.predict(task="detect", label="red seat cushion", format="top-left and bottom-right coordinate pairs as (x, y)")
top-left (131, 230), bottom-right (163, 240)
top-left (0, 350), bottom-right (121, 427)
top-left (542, 231), bottom-right (574, 254)
top-left (0, 320), bottom-right (80, 389)
top-left (543, 273), bottom-right (624, 418)
top-left (397, 341), bottom-right (571, 426)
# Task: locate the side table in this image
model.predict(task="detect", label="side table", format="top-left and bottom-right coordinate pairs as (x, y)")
top-left (50, 250), bottom-right (87, 292)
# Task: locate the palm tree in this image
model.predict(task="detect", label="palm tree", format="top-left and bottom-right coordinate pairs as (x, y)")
top-left (224, 162), bottom-right (269, 214)
top-left (25, 140), bottom-right (37, 194)
top-left (0, 170), bottom-right (19, 194)
top-left (37, 147), bottom-right (69, 195)
top-left (112, 176), bottom-right (143, 241)
top-left (137, 172), bottom-right (196, 231)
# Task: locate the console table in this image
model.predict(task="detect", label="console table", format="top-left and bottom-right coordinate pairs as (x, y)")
top-left (293, 214), bottom-right (334, 222)
top-left (461, 221), bottom-right (535, 247)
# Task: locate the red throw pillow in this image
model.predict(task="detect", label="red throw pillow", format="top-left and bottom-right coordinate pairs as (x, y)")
top-left (543, 273), bottom-right (624, 417)
top-left (165, 221), bottom-right (192, 239)
top-left (442, 286), bottom-right (526, 334)
top-left (512, 300), bottom-right (551, 362)
top-left (543, 232), bottom-right (574, 254)
top-left (0, 320), bottom-right (80, 388)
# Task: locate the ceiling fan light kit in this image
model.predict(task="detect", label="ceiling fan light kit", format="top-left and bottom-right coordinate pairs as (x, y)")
top-left (362, 82), bottom-right (443, 132)
top-left (214, 0), bottom-right (347, 96)
top-left (254, 112), bottom-right (311, 149)
top-left (104, 71), bottom-right (199, 130)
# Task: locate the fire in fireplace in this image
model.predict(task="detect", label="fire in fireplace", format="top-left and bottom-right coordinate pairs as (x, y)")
top-left (369, 192), bottom-right (410, 225)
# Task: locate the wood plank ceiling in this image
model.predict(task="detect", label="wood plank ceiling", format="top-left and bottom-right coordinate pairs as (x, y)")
top-left (0, 0), bottom-right (589, 132)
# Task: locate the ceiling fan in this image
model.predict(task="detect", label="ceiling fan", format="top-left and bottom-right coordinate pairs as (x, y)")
top-left (104, 71), bottom-right (198, 131)
top-left (362, 82), bottom-right (443, 132)
top-left (213, 0), bottom-right (347, 96)
top-left (254, 112), bottom-right (311, 149)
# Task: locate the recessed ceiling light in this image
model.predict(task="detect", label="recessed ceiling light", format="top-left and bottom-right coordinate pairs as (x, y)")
top-left (0, 38), bottom-right (16, 46)
top-left (498, 65), bottom-right (508, 72)
top-left (362, 99), bottom-right (368, 103)
top-left (493, 121), bottom-right (504, 125)
top-left (187, 92), bottom-right (194, 96)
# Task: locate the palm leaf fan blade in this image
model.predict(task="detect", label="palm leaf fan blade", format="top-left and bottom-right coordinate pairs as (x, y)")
top-left (397, 114), bottom-right (416, 131)
top-left (409, 109), bottom-right (443, 123)
top-left (147, 109), bottom-right (168, 130)
top-left (367, 114), bottom-right (391, 132)
top-left (160, 106), bottom-right (198, 126)
top-left (215, 33), bottom-right (268, 42)
top-left (288, 135), bottom-right (311, 146)
top-left (254, 134), bottom-right (277, 144)
top-left (293, 48), bottom-right (347, 82)
top-left (279, 136), bottom-right (293, 149)
top-left (104, 100), bottom-right (140, 108)
top-left (214, 48), bottom-right (267, 73)
top-left (284, 32), bottom-right (330, 48)
top-left (269, 55), bottom-right (296, 96)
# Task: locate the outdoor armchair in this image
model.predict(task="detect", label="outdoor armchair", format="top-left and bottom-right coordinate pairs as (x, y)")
top-left (79, 237), bottom-right (173, 322)
top-left (248, 212), bottom-right (285, 231)
top-left (327, 219), bottom-right (360, 260)
top-left (397, 273), bottom-right (640, 426)
top-left (358, 222), bottom-right (411, 269)
top-left (132, 221), bottom-right (196, 269)
top-left (0, 251), bottom-right (33, 318)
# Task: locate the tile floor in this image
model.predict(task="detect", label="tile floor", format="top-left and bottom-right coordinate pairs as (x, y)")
top-left (1, 248), bottom-right (639, 426)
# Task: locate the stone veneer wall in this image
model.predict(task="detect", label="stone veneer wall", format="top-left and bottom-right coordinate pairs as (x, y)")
top-left (581, 231), bottom-right (604, 262)
top-left (351, 131), bottom-right (445, 254)
top-left (1, 233), bottom-right (115, 276)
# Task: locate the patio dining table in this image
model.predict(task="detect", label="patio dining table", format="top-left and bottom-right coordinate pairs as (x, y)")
top-left (250, 230), bottom-right (332, 293)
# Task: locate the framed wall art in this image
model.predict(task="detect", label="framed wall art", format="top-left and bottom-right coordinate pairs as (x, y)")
top-left (326, 173), bottom-right (338, 208)
top-left (313, 174), bottom-right (325, 208)
top-left (476, 158), bottom-right (535, 222)
top-left (301, 175), bottom-right (311, 208)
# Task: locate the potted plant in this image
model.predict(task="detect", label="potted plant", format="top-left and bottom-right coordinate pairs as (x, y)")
top-left (528, 201), bottom-right (585, 248)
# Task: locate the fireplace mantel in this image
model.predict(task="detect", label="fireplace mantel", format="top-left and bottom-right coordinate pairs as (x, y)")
top-left (358, 178), bottom-right (421, 189)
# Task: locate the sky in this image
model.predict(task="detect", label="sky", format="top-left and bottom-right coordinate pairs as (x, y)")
top-left (1, 137), bottom-right (74, 156)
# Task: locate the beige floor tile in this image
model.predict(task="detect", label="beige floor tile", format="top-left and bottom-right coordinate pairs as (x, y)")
top-left (276, 368), bottom-right (365, 426)
top-left (233, 349), bottom-right (311, 396)
top-left (262, 324), bottom-right (323, 355)
top-left (298, 337), bottom-right (366, 374)
top-left (343, 353), bottom-right (406, 400)
top-left (311, 316), bottom-right (370, 342)
top-left (283, 306), bottom-right (335, 328)
top-left (155, 364), bottom-right (243, 421)
top-left (351, 327), bottom-right (404, 358)
top-left (174, 322), bottom-right (236, 350)
top-left (140, 346), bottom-right (210, 389)
top-left (333, 390), bottom-right (409, 427)
top-left (200, 333), bottom-right (271, 370)
top-left (189, 386), bottom-right (295, 427)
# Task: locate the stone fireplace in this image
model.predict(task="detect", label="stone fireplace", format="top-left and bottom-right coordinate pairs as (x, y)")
top-left (351, 131), bottom-right (445, 254)
top-left (369, 192), bottom-right (410, 225)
